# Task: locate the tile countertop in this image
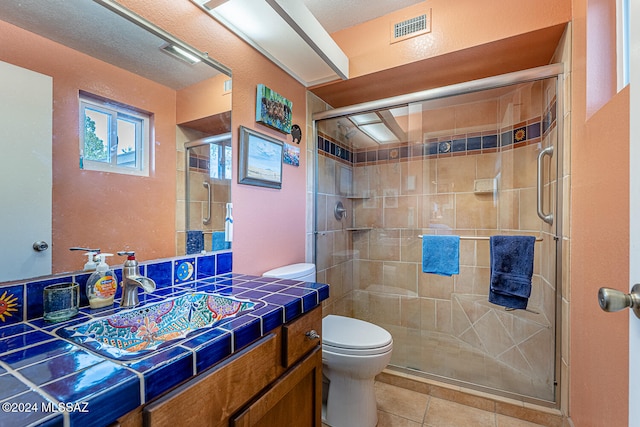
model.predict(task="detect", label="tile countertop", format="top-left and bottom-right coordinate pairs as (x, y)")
top-left (0, 273), bottom-right (329, 427)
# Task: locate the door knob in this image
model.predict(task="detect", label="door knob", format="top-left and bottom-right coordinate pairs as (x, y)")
top-left (598, 284), bottom-right (640, 319)
top-left (32, 241), bottom-right (49, 252)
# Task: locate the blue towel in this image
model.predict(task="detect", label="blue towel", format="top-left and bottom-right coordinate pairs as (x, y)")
top-left (488, 235), bottom-right (536, 310)
top-left (422, 235), bottom-right (460, 276)
top-left (211, 231), bottom-right (231, 251)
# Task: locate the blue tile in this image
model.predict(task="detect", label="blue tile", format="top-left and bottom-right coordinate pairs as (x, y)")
top-left (219, 315), bottom-right (261, 351)
top-left (467, 136), bottom-right (482, 151)
top-left (236, 290), bottom-right (271, 300)
top-left (0, 322), bottom-right (34, 338)
top-left (146, 261), bottom-right (173, 289)
top-left (0, 391), bottom-right (62, 426)
top-left (0, 339), bottom-right (75, 369)
top-left (31, 312), bottom-right (90, 331)
top-left (174, 259), bottom-right (196, 284)
top-left (451, 138), bottom-right (466, 152)
top-left (26, 276), bottom-right (73, 320)
top-left (250, 304), bottom-right (284, 333)
top-left (0, 330), bottom-right (54, 354)
top-left (500, 130), bottom-right (513, 147)
top-left (197, 254), bottom-right (217, 279)
top-left (41, 361), bottom-right (140, 426)
top-left (527, 122), bottom-right (541, 139)
top-left (427, 142), bottom-right (438, 155)
top-left (256, 284), bottom-right (289, 293)
top-left (0, 284), bottom-right (24, 326)
top-left (279, 287), bottom-right (318, 312)
top-left (129, 346), bottom-right (193, 401)
top-left (0, 372), bottom-right (29, 400)
top-left (482, 135), bottom-right (498, 149)
top-left (294, 282), bottom-right (330, 302)
top-left (216, 252), bottom-right (232, 274)
top-left (18, 350), bottom-right (105, 386)
top-left (262, 294), bottom-right (302, 322)
top-left (182, 329), bottom-right (232, 372)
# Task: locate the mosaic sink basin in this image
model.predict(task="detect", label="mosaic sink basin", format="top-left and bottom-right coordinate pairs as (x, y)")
top-left (57, 292), bottom-right (255, 360)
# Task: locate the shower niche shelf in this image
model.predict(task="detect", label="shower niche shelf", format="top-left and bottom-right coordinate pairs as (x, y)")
top-left (345, 227), bottom-right (372, 232)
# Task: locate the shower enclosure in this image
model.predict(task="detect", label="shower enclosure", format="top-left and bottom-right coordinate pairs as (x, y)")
top-left (313, 65), bottom-right (563, 405)
top-left (183, 133), bottom-right (232, 254)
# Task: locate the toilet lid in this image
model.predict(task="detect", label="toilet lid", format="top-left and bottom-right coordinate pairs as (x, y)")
top-left (322, 315), bottom-right (392, 350)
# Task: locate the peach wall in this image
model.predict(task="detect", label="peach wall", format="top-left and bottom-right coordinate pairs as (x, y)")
top-left (176, 73), bottom-right (231, 124)
top-left (570, 0), bottom-right (629, 425)
top-left (331, 0), bottom-right (571, 79)
top-left (118, 0), bottom-right (308, 275)
top-left (0, 20), bottom-right (177, 274)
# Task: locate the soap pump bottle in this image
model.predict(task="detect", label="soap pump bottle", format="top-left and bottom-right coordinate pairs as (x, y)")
top-left (86, 253), bottom-right (117, 309)
top-left (83, 252), bottom-right (98, 271)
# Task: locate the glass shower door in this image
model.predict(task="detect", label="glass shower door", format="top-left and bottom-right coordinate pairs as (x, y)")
top-left (314, 75), bottom-right (562, 404)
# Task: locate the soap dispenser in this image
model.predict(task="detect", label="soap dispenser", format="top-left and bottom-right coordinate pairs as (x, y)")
top-left (86, 253), bottom-right (117, 309)
top-left (83, 252), bottom-right (98, 271)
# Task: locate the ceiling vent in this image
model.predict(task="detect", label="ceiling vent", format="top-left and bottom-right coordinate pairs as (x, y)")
top-left (391, 9), bottom-right (431, 43)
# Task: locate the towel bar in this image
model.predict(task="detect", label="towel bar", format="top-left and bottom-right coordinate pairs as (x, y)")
top-left (418, 235), bottom-right (543, 242)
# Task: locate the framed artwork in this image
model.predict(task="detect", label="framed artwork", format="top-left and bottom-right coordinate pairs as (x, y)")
top-left (256, 84), bottom-right (292, 134)
top-left (283, 143), bottom-right (300, 167)
top-left (238, 126), bottom-right (283, 189)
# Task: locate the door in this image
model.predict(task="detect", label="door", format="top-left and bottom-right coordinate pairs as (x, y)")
top-left (0, 61), bottom-right (52, 282)
top-left (629, 0), bottom-right (639, 424)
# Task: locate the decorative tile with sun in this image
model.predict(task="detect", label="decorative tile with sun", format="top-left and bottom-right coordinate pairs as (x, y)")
top-left (0, 286), bottom-right (22, 325)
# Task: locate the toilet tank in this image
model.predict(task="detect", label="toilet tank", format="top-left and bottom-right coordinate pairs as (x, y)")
top-left (262, 263), bottom-right (316, 282)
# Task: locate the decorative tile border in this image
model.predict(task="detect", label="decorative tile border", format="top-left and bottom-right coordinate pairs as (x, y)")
top-left (318, 102), bottom-right (557, 167)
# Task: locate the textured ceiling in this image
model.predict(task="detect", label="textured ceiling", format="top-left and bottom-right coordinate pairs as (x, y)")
top-left (0, 0), bottom-right (224, 90)
top-left (303, 0), bottom-right (423, 33)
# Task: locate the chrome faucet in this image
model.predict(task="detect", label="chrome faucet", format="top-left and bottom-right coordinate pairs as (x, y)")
top-left (117, 251), bottom-right (156, 308)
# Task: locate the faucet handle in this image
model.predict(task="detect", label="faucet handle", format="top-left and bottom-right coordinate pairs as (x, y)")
top-left (117, 251), bottom-right (135, 258)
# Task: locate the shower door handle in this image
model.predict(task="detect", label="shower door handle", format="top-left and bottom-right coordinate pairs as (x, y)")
top-left (536, 146), bottom-right (554, 225)
top-left (203, 181), bottom-right (211, 225)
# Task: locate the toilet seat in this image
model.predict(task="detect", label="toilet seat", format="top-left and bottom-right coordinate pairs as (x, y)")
top-left (323, 340), bottom-right (393, 356)
top-left (322, 315), bottom-right (393, 355)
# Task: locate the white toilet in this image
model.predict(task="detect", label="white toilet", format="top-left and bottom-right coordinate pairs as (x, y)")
top-left (262, 263), bottom-right (393, 427)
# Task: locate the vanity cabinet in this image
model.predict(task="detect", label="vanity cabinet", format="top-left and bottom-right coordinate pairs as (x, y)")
top-left (114, 306), bottom-right (322, 427)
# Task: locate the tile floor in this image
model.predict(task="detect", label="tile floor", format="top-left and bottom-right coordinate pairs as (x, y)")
top-left (323, 381), bottom-right (550, 427)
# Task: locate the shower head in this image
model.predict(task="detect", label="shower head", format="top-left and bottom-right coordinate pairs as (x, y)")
top-left (336, 121), bottom-right (357, 140)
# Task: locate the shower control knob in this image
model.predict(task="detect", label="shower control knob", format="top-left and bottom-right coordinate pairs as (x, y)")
top-left (306, 330), bottom-right (320, 340)
top-left (598, 284), bottom-right (640, 319)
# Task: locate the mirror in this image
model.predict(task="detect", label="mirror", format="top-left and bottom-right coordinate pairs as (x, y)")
top-left (0, 0), bottom-right (232, 280)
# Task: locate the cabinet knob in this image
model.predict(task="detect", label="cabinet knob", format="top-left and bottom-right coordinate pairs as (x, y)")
top-left (305, 330), bottom-right (320, 340)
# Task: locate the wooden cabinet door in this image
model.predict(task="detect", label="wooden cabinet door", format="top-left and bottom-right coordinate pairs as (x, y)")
top-left (231, 346), bottom-right (322, 427)
top-left (144, 333), bottom-right (279, 427)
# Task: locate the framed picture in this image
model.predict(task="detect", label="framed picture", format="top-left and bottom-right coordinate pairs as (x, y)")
top-left (283, 143), bottom-right (300, 167)
top-left (256, 84), bottom-right (292, 134)
top-left (238, 126), bottom-right (284, 189)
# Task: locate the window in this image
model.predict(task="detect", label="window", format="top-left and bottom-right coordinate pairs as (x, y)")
top-left (617, 0), bottom-right (630, 90)
top-left (210, 140), bottom-right (232, 180)
top-left (80, 92), bottom-right (151, 176)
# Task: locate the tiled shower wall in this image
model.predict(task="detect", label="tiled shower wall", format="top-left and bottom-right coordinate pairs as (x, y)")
top-left (313, 79), bottom-right (562, 402)
top-left (176, 126), bottom-right (231, 254)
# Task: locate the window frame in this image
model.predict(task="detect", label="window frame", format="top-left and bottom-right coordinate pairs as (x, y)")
top-left (617, 0), bottom-right (630, 91)
top-left (79, 93), bottom-right (151, 177)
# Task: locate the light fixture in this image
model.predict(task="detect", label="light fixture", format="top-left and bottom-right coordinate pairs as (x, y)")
top-left (191, 0), bottom-right (349, 86)
top-left (161, 43), bottom-right (201, 65)
top-left (349, 112), bottom-right (405, 144)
